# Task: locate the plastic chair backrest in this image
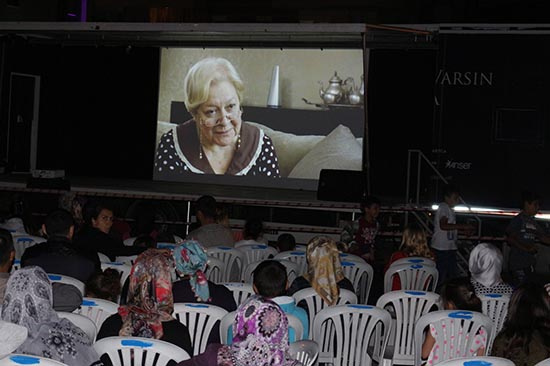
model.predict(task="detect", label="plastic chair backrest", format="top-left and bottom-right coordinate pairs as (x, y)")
top-left (312, 304), bottom-right (392, 366)
top-left (93, 336), bottom-right (190, 365)
top-left (10, 259), bottom-right (20, 274)
top-left (0, 354), bottom-right (68, 365)
top-left (383, 263), bottom-right (439, 293)
top-left (480, 293), bottom-right (511, 354)
top-left (223, 282), bottom-right (255, 305)
top-left (74, 297), bottom-right (119, 330)
top-left (288, 340), bottom-right (319, 366)
top-left (240, 259), bottom-right (299, 284)
top-left (205, 246), bottom-right (244, 282)
top-left (97, 252), bottom-right (111, 263)
top-left (535, 358), bottom-right (550, 366)
top-left (205, 256), bottom-right (224, 284)
top-left (172, 303), bottom-right (228, 356)
top-left (123, 237), bottom-right (136, 246)
top-left (339, 253), bottom-right (367, 263)
top-left (340, 260), bottom-right (374, 304)
top-left (436, 356), bottom-right (516, 366)
top-left (101, 262), bottom-right (132, 288)
top-left (292, 287), bottom-right (357, 338)
top-left (12, 235), bottom-right (45, 260)
top-left (390, 257), bottom-right (436, 268)
top-left (238, 244), bottom-right (278, 266)
top-left (47, 273), bottom-right (85, 295)
top-left (115, 255), bottom-right (138, 265)
top-left (376, 290), bottom-right (442, 364)
top-left (274, 251), bottom-right (308, 275)
top-left (413, 310), bottom-right (494, 366)
top-left (57, 311), bottom-right (98, 342)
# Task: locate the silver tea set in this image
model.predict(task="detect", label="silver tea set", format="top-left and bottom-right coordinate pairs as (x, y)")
top-left (319, 71), bottom-right (364, 105)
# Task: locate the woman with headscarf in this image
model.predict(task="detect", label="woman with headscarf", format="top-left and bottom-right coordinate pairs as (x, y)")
top-left (469, 242), bottom-right (514, 295)
top-left (1, 266), bottom-right (102, 366)
top-left (287, 236), bottom-right (354, 305)
top-left (177, 295), bottom-right (299, 366)
top-left (97, 249), bottom-right (193, 361)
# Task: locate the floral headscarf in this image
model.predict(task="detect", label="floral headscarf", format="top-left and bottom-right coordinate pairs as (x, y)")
top-left (218, 295), bottom-right (298, 366)
top-left (304, 236), bottom-right (345, 305)
top-left (119, 249), bottom-right (175, 339)
top-left (1, 266), bottom-right (100, 366)
top-left (174, 240), bottom-right (211, 302)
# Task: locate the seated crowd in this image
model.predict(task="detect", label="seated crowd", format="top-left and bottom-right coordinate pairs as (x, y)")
top-left (0, 192), bottom-right (548, 366)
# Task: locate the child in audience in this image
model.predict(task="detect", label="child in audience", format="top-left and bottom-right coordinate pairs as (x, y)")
top-left (234, 218), bottom-right (266, 248)
top-left (85, 268), bottom-right (122, 303)
top-left (385, 223), bottom-right (435, 290)
top-left (468, 243), bottom-right (513, 296)
top-left (492, 283), bottom-right (550, 365)
top-left (341, 196), bottom-right (381, 263)
top-left (276, 233), bottom-right (297, 252)
top-left (421, 277), bottom-right (486, 364)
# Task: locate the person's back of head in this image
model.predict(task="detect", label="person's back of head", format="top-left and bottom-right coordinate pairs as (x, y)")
top-left (133, 235), bottom-right (156, 249)
top-left (468, 243), bottom-right (504, 288)
top-left (44, 209), bottom-right (74, 239)
top-left (441, 277), bottom-right (482, 312)
top-left (276, 233), bottom-right (296, 252)
top-left (0, 228), bottom-right (14, 272)
top-left (156, 232), bottom-right (176, 244)
top-left (244, 218), bottom-right (263, 241)
top-left (85, 268), bottom-right (122, 303)
top-left (253, 260), bottom-right (287, 298)
top-left (400, 223), bottom-right (433, 259)
top-left (195, 195), bottom-right (217, 222)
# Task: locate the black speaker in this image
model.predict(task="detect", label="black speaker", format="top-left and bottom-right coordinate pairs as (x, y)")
top-left (317, 169), bottom-right (366, 203)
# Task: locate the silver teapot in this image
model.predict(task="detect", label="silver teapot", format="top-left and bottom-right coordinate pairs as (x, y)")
top-left (319, 71), bottom-right (344, 104)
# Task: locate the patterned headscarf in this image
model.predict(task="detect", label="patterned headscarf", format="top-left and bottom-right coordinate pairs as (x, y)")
top-left (1, 266), bottom-right (100, 366)
top-left (218, 295), bottom-right (298, 366)
top-left (304, 236), bottom-right (345, 305)
top-left (119, 249), bottom-right (175, 339)
top-left (469, 243), bottom-right (505, 288)
top-left (173, 240), bottom-right (211, 302)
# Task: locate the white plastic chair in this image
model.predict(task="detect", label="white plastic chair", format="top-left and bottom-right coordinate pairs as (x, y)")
top-left (223, 282), bottom-right (255, 305)
top-left (12, 234), bottom-right (45, 260)
top-left (173, 303), bottom-right (228, 356)
top-left (479, 293), bottom-right (511, 354)
top-left (292, 287), bottom-right (357, 339)
top-left (0, 355), bottom-right (68, 365)
top-left (274, 251), bottom-right (308, 275)
top-left (47, 273), bottom-right (85, 295)
top-left (123, 237), bottom-right (136, 246)
top-left (115, 255), bottom-right (138, 265)
top-left (295, 244), bottom-right (307, 251)
top-left (101, 262), bottom-right (132, 288)
top-left (437, 357), bottom-right (516, 366)
top-left (241, 259), bottom-right (300, 284)
top-left (413, 310), bottom-right (494, 366)
top-left (57, 311), bottom-right (98, 342)
top-left (74, 297), bottom-right (119, 330)
top-left (340, 260), bottom-right (374, 304)
top-left (383, 263), bottom-right (439, 293)
top-left (205, 246), bottom-right (245, 282)
top-left (288, 340), bottom-right (319, 366)
top-left (339, 253), bottom-right (367, 263)
top-left (205, 256), bottom-right (225, 284)
top-left (93, 336), bottom-right (190, 365)
top-left (10, 259), bottom-right (20, 274)
top-left (535, 359), bottom-right (550, 366)
top-left (219, 310), bottom-right (304, 344)
top-left (312, 304), bottom-right (392, 366)
top-left (97, 252), bottom-right (111, 263)
top-left (238, 244), bottom-right (278, 266)
top-left (390, 256), bottom-right (437, 268)
top-left (376, 290), bottom-right (442, 365)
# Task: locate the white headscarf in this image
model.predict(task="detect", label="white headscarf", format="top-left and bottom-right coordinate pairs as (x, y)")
top-left (469, 243), bottom-right (504, 288)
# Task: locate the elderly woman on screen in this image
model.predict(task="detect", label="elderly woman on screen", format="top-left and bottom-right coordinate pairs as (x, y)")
top-left (156, 57), bottom-right (281, 177)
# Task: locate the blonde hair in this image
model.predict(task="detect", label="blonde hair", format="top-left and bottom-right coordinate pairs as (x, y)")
top-left (183, 57), bottom-right (244, 116)
top-left (400, 225), bottom-right (435, 260)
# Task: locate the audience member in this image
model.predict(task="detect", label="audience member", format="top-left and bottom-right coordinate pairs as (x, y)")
top-left (469, 243), bottom-right (513, 295)
top-left (235, 218), bottom-right (266, 248)
top-left (74, 200), bottom-right (145, 266)
top-left (157, 231), bottom-right (177, 244)
top-left (1, 266), bottom-right (102, 366)
top-left (0, 228), bottom-right (15, 300)
top-left (506, 191), bottom-right (550, 287)
top-left (431, 185), bottom-right (475, 286)
top-left (186, 196), bottom-right (234, 247)
top-left (492, 283), bottom-right (550, 365)
top-left (133, 234), bottom-right (157, 249)
top-left (129, 201), bottom-right (158, 240)
top-left (178, 295), bottom-right (299, 366)
top-left (276, 233), bottom-right (296, 252)
top-left (253, 260), bottom-right (308, 341)
top-left (422, 277), bottom-right (486, 363)
top-left (85, 268), bottom-right (122, 303)
top-left (0, 320), bottom-right (28, 359)
top-left (287, 236), bottom-right (354, 305)
top-left (385, 224), bottom-right (435, 290)
top-left (341, 196), bottom-right (381, 263)
top-left (21, 209), bottom-right (96, 283)
top-left (97, 249), bottom-right (193, 360)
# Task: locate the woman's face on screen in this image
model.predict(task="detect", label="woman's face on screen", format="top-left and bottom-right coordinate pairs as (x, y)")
top-left (196, 80), bottom-right (242, 148)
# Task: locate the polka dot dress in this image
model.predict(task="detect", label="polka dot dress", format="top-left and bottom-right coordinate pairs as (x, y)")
top-left (155, 130), bottom-right (281, 177)
top-left (471, 279), bottom-right (514, 296)
top-left (427, 322), bottom-right (487, 365)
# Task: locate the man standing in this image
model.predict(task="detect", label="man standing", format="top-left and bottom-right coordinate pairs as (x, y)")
top-left (186, 195), bottom-right (234, 247)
